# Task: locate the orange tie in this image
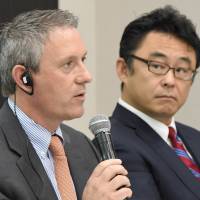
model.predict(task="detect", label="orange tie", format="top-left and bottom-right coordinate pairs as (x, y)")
top-left (49, 135), bottom-right (77, 200)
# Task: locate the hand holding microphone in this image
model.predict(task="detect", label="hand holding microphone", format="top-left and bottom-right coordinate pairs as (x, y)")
top-left (82, 115), bottom-right (133, 200)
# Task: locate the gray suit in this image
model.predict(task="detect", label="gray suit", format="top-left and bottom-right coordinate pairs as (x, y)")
top-left (0, 102), bottom-right (99, 200)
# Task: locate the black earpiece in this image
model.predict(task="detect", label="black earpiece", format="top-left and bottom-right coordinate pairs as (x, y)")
top-left (21, 70), bottom-right (33, 87)
top-left (19, 70), bottom-right (34, 95)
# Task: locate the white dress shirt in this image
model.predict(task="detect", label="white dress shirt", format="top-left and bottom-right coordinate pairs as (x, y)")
top-left (118, 98), bottom-right (192, 158)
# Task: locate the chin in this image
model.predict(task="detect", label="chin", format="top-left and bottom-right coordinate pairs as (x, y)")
top-left (157, 110), bottom-right (176, 119)
top-left (67, 109), bottom-right (85, 120)
top-left (156, 104), bottom-right (177, 113)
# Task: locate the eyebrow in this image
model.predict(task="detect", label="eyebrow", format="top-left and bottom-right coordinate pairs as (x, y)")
top-left (61, 51), bottom-right (87, 61)
top-left (149, 52), bottom-right (166, 59)
top-left (149, 51), bottom-right (192, 65)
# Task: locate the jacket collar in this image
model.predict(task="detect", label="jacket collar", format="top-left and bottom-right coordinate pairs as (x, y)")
top-left (0, 102), bottom-right (58, 200)
top-left (112, 103), bottom-right (200, 198)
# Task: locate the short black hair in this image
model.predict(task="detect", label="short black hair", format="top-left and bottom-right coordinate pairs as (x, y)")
top-left (120, 5), bottom-right (200, 69)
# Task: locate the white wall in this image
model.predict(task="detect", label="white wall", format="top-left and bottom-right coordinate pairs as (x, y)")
top-left (59, 0), bottom-right (200, 138)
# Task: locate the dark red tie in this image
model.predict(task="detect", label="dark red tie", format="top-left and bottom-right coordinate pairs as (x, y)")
top-left (168, 127), bottom-right (200, 180)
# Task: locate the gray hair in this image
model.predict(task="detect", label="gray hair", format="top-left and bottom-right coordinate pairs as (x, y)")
top-left (0, 9), bottom-right (78, 96)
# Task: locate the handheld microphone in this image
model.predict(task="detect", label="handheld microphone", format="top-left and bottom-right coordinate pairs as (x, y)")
top-left (89, 115), bottom-right (130, 200)
top-left (89, 114), bottom-right (116, 160)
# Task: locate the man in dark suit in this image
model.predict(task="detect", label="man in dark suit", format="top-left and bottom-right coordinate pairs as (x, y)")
top-left (110, 5), bottom-right (200, 200)
top-left (0, 9), bottom-right (132, 200)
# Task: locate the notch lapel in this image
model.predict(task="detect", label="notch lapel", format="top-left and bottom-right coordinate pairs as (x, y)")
top-left (0, 103), bottom-right (58, 200)
top-left (62, 131), bottom-right (85, 200)
top-left (61, 124), bottom-right (99, 200)
top-left (177, 123), bottom-right (200, 169)
top-left (112, 104), bottom-right (200, 199)
top-left (132, 114), bottom-right (200, 199)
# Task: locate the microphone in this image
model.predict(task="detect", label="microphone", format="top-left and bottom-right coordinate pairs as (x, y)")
top-left (89, 115), bottom-right (130, 200)
top-left (89, 114), bottom-right (116, 160)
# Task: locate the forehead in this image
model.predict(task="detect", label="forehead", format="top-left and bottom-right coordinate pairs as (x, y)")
top-left (48, 26), bottom-right (85, 46)
top-left (135, 31), bottom-right (196, 66)
top-left (40, 26), bottom-right (86, 63)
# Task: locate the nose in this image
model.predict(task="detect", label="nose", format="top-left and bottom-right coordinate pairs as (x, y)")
top-left (76, 63), bottom-right (92, 84)
top-left (161, 69), bottom-right (176, 87)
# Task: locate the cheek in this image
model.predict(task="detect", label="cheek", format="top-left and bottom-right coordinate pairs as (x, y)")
top-left (177, 84), bottom-right (191, 104)
top-left (129, 75), bottom-right (152, 92)
top-left (34, 79), bottom-right (64, 104)
top-left (36, 73), bottom-right (71, 92)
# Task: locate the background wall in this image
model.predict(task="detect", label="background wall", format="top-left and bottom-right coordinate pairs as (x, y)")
top-left (60, 0), bottom-right (200, 138)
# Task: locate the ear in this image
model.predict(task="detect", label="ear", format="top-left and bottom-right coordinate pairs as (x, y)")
top-left (12, 65), bottom-right (26, 85)
top-left (116, 57), bottom-right (129, 83)
top-left (12, 65), bottom-right (32, 93)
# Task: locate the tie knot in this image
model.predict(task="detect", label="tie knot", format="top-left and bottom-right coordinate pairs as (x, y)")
top-left (49, 135), bottom-right (65, 157)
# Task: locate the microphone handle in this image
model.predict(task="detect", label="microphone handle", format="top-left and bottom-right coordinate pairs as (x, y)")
top-left (93, 132), bottom-right (116, 160)
top-left (93, 132), bottom-right (129, 200)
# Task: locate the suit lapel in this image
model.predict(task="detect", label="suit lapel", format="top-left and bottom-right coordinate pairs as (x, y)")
top-left (177, 123), bottom-right (200, 168)
top-left (62, 132), bottom-right (85, 200)
top-left (136, 125), bottom-right (200, 198)
top-left (25, 143), bottom-right (58, 200)
top-left (0, 103), bottom-right (57, 200)
top-left (113, 104), bottom-right (200, 199)
top-left (61, 125), bottom-right (99, 200)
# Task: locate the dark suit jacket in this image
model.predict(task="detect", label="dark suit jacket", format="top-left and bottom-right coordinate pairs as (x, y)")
top-left (110, 103), bottom-right (200, 200)
top-left (0, 102), bottom-right (99, 200)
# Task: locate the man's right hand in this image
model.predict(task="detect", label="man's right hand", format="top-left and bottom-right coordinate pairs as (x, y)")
top-left (82, 159), bottom-right (133, 200)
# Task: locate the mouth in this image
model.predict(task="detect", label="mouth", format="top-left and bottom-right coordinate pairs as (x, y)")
top-left (74, 91), bottom-right (86, 100)
top-left (155, 95), bottom-right (177, 101)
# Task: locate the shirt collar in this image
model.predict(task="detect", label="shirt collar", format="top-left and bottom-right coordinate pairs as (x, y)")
top-left (118, 98), bottom-right (176, 143)
top-left (8, 98), bottom-right (63, 154)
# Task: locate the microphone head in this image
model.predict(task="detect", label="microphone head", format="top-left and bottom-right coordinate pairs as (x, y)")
top-left (89, 114), bottom-right (111, 136)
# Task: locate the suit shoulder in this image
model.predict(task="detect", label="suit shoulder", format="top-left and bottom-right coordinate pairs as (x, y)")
top-left (60, 123), bottom-right (100, 161)
top-left (176, 121), bottom-right (200, 134)
top-left (60, 123), bottom-right (91, 145)
top-left (61, 123), bottom-right (85, 137)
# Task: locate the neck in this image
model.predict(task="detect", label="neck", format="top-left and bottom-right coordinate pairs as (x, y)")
top-left (10, 94), bottom-right (60, 132)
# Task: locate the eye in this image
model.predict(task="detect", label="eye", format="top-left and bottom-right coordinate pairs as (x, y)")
top-left (66, 60), bottom-right (73, 66)
top-left (150, 62), bottom-right (166, 70)
top-left (175, 67), bottom-right (189, 74)
top-left (82, 56), bottom-right (87, 63)
top-left (65, 61), bottom-right (75, 68)
top-left (62, 60), bottom-right (76, 72)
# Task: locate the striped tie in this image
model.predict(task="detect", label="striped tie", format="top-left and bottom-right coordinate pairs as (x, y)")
top-left (49, 135), bottom-right (77, 200)
top-left (168, 127), bottom-right (200, 180)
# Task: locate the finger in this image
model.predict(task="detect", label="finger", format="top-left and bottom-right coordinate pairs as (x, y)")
top-left (110, 174), bottom-right (131, 190)
top-left (91, 159), bottom-right (122, 177)
top-left (113, 187), bottom-right (133, 200)
top-left (101, 164), bottom-right (128, 181)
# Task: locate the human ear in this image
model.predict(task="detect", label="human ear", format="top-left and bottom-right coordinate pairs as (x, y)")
top-left (116, 57), bottom-right (129, 83)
